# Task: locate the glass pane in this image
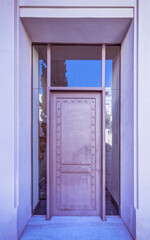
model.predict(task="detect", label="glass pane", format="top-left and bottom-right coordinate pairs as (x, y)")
top-left (105, 46), bottom-right (120, 215)
top-left (51, 45), bottom-right (102, 87)
top-left (105, 46), bottom-right (120, 89)
top-left (32, 45), bottom-right (47, 215)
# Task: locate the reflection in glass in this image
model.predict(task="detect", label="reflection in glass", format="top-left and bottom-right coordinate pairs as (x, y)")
top-left (51, 45), bottom-right (102, 87)
top-left (32, 45), bottom-right (47, 214)
top-left (105, 46), bottom-right (120, 215)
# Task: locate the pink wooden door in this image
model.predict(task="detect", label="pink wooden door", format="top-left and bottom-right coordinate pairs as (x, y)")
top-left (50, 91), bottom-right (102, 216)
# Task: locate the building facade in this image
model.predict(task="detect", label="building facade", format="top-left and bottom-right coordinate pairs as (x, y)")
top-left (0, 0), bottom-right (150, 239)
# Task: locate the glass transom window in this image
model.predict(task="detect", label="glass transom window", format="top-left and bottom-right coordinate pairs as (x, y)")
top-left (51, 45), bottom-right (102, 87)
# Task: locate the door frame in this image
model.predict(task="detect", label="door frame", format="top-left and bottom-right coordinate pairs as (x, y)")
top-left (46, 44), bottom-right (106, 220)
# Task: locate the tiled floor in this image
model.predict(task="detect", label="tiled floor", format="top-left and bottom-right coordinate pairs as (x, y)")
top-left (20, 216), bottom-right (133, 240)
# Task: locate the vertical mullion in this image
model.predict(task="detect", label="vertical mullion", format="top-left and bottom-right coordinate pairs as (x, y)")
top-left (102, 45), bottom-right (106, 88)
top-left (47, 44), bottom-right (51, 88)
top-left (101, 44), bottom-right (106, 220)
top-left (46, 44), bottom-right (51, 219)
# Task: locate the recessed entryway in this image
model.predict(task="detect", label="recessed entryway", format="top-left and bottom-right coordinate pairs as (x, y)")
top-left (17, 5), bottom-right (135, 239)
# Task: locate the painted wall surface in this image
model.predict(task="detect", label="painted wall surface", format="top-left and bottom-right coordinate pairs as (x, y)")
top-left (112, 52), bottom-right (120, 206)
top-left (0, 1), bottom-right (17, 239)
top-left (17, 20), bottom-right (32, 239)
top-left (121, 21), bottom-right (135, 238)
top-left (21, 18), bottom-right (132, 44)
top-left (136, 1), bottom-right (150, 239)
top-left (19, 0), bottom-right (135, 7)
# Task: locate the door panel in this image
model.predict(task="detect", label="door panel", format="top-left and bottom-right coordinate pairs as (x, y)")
top-left (50, 92), bottom-right (102, 216)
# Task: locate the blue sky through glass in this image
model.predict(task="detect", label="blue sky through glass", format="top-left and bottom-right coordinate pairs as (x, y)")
top-left (65, 60), bottom-right (101, 87)
top-left (105, 60), bottom-right (112, 88)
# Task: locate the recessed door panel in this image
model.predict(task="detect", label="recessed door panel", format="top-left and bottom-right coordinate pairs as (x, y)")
top-left (50, 92), bottom-right (102, 216)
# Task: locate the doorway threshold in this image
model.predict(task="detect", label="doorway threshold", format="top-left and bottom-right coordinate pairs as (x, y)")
top-left (20, 215), bottom-right (133, 240)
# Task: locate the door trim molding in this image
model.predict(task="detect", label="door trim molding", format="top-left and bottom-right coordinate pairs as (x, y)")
top-left (48, 87), bottom-right (104, 91)
top-left (47, 89), bottom-right (105, 219)
top-left (46, 44), bottom-right (51, 220)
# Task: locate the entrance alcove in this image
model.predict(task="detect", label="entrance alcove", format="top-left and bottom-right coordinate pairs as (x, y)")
top-left (18, 8), bottom-right (135, 239)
